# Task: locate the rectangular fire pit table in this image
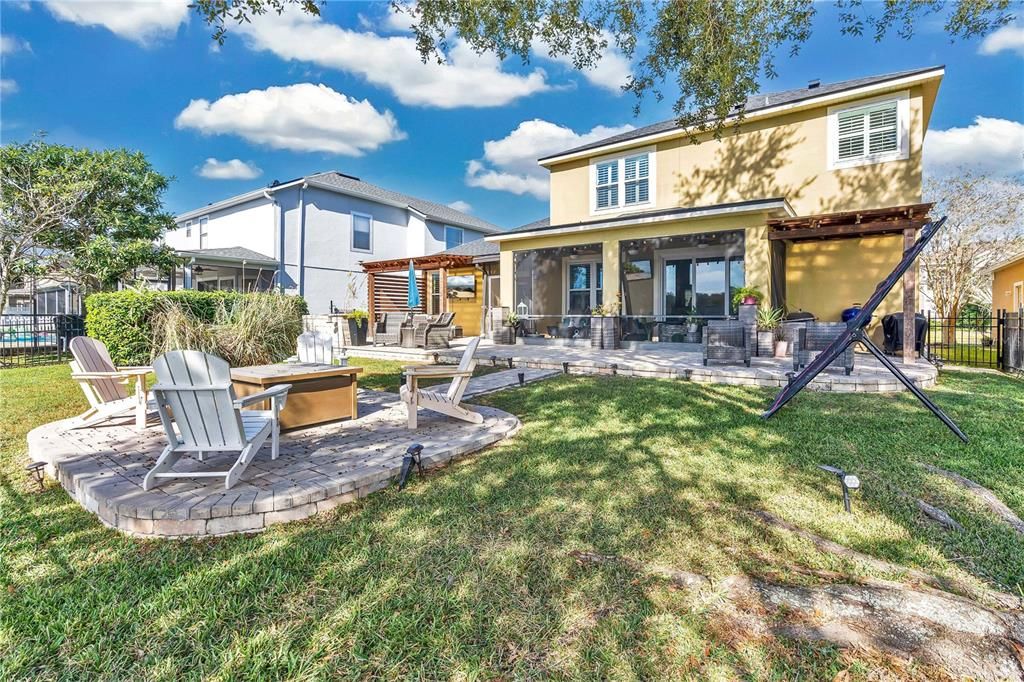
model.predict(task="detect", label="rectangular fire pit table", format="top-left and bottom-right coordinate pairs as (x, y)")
top-left (230, 363), bottom-right (363, 431)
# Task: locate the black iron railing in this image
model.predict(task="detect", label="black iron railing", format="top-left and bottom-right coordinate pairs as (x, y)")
top-left (0, 314), bottom-right (85, 368)
top-left (923, 310), bottom-right (1017, 371)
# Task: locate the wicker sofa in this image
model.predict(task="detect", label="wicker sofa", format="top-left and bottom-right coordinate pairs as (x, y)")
top-left (793, 321), bottom-right (855, 375)
top-left (702, 320), bottom-right (751, 367)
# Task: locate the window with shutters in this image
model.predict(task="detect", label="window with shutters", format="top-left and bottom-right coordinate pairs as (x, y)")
top-left (591, 147), bottom-right (655, 213)
top-left (828, 93), bottom-right (908, 170)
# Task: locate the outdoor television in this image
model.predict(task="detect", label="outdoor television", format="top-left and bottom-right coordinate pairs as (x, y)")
top-left (447, 274), bottom-right (475, 298)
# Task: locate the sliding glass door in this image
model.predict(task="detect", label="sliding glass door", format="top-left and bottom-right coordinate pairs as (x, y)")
top-left (659, 254), bottom-right (743, 318)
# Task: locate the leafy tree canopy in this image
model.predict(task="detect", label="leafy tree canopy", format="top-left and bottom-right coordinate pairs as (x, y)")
top-left (191, 0), bottom-right (1014, 134)
top-left (0, 137), bottom-right (179, 307)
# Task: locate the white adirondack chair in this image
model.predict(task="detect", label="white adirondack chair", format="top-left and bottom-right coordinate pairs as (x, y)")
top-left (68, 336), bottom-right (156, 430)
top-left (296, 330), bottom-right (342, 365)
top-left (400, 337), bottom-right (482, 429)
top-left (143, 350), bottom-right (291, 491)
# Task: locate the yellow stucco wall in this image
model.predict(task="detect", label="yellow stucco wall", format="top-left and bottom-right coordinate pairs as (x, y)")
top-left (547, 83), bottom-right (932, 225)
top-left (447, 266), bottom-right (483, 335)
top-left (993, 258), bottom-right (1024, 312)
top-left (498, 213), bottom-right (774, 311)
top-left (785, 235), bottom-right (911, 340)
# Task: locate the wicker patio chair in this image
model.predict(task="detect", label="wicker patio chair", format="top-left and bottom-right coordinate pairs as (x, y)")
top-left (702, 320), bottom-right (751, 367)
top-left (375, 312), bottom-right (410, 345)
top-left (414, 312), bottom-right (455, 349)
top-left (794, 321), bottom-right (855, 375)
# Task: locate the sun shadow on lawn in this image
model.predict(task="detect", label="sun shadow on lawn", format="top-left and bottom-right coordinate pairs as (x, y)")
top-left (4, 371), bottom-right (1023, 679)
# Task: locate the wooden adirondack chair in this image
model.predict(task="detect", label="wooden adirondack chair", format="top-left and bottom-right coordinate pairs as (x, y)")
top-left (143, 350), bottom-right (291, 491)
top-left (296, 330), bottom-right (341, 364)
top-left (68, 336), bottom-right (156, 430)
top-left (399, 337), bottom-right (482, 429)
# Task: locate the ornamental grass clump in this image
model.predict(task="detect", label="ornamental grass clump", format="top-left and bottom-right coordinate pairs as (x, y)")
top-left (151, 293), bottom-right (303, 366)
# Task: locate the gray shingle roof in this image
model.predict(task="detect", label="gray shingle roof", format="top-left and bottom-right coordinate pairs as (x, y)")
top-left (308, 172), bottom-right (502, 234)
top-left (438, 238), bottom-right (500, 259)
top-left (177, 246), bottom-right (277, 264)
top-left (540, 66), bottom-right (943, 161)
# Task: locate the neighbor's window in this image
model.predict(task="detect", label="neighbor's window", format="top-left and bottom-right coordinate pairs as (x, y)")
top-left (185, 220), bottom-right (192, 237)
top-left (445, 225), bottom-right (464, 249)
top-left (829, 94), bottom-right (907, 169)
top-left (593, 149), bottom-right (653, 212)
top-left (352, 212), bottom-right (372, 252)
top-left (198, 216), bottom-right (209, 248)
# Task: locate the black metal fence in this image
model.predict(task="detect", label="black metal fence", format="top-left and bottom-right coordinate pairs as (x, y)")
top-left (0, 314), bottom-right (85, 368)
top-left (923, 309), bottom-right (1023, 372)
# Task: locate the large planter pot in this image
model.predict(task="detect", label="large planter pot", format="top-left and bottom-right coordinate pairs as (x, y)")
top-left (346, 318), bottom-right (368, 346)
top-left (757, 330), bottom-right (775, 357)
top-left (774, 340), bottom-right (789, 358)
top-left (590, 316), bottom-right (621, 350)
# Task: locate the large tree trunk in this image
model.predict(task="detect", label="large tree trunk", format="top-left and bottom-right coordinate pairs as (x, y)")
top-left (944, 301), bottom-right (960, 348)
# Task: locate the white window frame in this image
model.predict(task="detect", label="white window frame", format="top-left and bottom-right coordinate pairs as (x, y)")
top-left (198, 216), bottom-right (209, 248)
top-left (184, 220), bottom-right (192, 238)
top-left (445, 225), bottom-right (464, 250)
top-left (827, 91), bottom-right (910, 171)
top-left (589, 146), bottom-right (656, 215)
top-left (561, 256), bottom-right (603, 314)
top-left (1013, 281), bottom-right (1023, 310)
top-left (351, 211), bottom-right (373, 253)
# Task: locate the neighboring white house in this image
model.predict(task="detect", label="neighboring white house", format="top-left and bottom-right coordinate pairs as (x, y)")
top-left (163, 171), bottom-right (502, 314)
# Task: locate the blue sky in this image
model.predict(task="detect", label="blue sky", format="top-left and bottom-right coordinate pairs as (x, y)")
top-left (1, 1), bottom-right (1022, 230)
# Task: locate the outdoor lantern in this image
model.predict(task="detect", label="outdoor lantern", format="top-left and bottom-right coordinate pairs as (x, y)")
top-left (398, 443), bottom-right (424, 491)
top-left (818, 465), bottom-right (860, 513)
top-left (25, 461), bottom-right (45, 492)
top-left (516, 301), bottom-right (528, 317)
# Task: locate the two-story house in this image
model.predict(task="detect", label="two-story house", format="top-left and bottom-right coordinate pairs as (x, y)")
top-left (485, 66), bottom-right (944, 346)
top-left (164, 171), bottom-right (502, 314)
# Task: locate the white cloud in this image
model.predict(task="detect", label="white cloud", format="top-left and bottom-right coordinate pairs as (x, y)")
top-left (197, 158), bottom-right (263, 180)
top-left (532, 33), bottom-right (632, 94)
top-left (44, 0), bottom-right (188, 45)
top-left (979, 23), bottom-right (1024, 57)
top-left (0, 79), bottom-right (18, 96)
top-left (1, 35), bottom-right (31, 55)
top-left (234, 10), bottom-right (550, 108)
top-left (446, 200), bottom-right (472, 213)
top-left (175, 83), bottom-right (406, 156)
top-left (925, 116), bottom-right (1024, 176)
top-left (466, 119), bottom-right (634, 200)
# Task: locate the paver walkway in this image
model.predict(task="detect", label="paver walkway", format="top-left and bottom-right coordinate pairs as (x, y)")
top-left (460, 367), bottom-right (561, 397)
top-left (28, 391), bottom-right (520, 538)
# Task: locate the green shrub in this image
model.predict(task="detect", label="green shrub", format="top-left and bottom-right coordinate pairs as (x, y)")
top-left (85, 290), bottom-right (307, 365)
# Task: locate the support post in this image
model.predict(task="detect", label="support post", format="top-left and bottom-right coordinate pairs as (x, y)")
top-left (903, 227), bottom-right (917, 364)
top-left (438, 267), bottom-right (447, 312)
top-left (367, 272), bottom-right (376, 339)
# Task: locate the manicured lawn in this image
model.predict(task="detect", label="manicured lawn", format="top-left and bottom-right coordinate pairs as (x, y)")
top-left (1, 360), bottom-right (1022, 679)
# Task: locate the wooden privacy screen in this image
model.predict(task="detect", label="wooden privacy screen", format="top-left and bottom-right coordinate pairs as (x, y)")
top-left (372, 272), bottom-right (426, 314)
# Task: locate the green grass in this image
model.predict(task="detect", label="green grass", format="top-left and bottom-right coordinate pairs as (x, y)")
top-left (929, 343), bottom-right (999, 367)
top-left (1, 359), bottom-right (1022, 679)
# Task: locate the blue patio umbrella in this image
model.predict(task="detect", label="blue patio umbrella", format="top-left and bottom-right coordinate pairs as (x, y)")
top-left (407, 260), bottom-right (421, 310)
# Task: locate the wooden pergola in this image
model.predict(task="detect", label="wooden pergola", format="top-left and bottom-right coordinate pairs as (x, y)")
top-left (360, 253), bottom-right (475, 323)
top-left (767, 203), bottom-right (934, 364)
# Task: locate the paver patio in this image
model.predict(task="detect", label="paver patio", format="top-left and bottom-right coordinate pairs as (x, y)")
top-left (27, 390), bottom-right (521, 538)
top-left (346, 339), bottom-right (938, 392)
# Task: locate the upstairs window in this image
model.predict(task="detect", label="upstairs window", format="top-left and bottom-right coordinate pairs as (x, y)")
top-left (185, 220), bottom-right (193, 237)
top-left (829, 93), bottom-right (908, 169)
top-left (352, 212), bottom-right (372, 252)
top-left (445, 225), bottom-right (464, 249)
top-left (198, 216), bottom-right (209, 248)
top-left (592, 148), bottom-right (654, 213)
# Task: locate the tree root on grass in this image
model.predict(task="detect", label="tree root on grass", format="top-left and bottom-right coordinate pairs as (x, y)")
top-left (570, 549), bottom-right (1024, 680)
top-left (918, 463), bottom-right (1024, 536)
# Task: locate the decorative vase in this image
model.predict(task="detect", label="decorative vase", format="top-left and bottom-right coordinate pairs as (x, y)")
top-left (774, 340), bottom-right (789, 358)
top-left (757, 330), bottom-right (775, 357)
top-left (743, 295), bottom-right (758, 305)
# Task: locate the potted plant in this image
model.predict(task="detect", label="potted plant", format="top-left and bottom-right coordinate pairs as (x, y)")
top-left (590, 296), bottom-right (622, 350)
top-left (344, 309), bottom-right (369, 346)
top-left (755, 305), bottom-right (783, 357)
top-left (732, 286), bottom-right (764, 308)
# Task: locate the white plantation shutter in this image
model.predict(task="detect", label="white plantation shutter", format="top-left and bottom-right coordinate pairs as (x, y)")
top-left (624, 153), bottom-right (650, 206)
top-left (836, 100), bottom-right (899, 162)
top-left (595, 160), bottom-right (618, 209)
